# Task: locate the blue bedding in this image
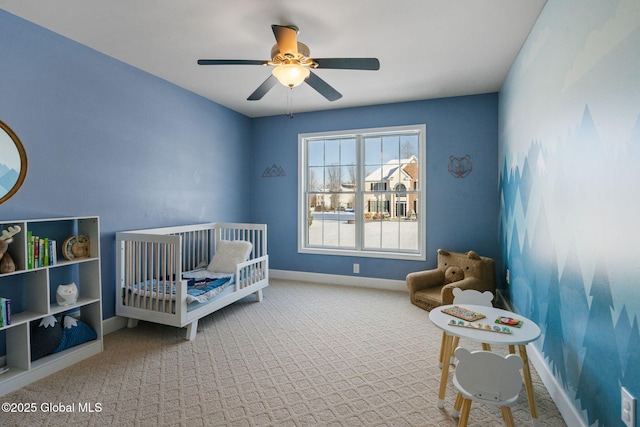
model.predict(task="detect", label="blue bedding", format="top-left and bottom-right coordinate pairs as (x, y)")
top-left (130, 275), bottom-right (234, 304)
top-left (186, 276), bottom-right (234, 303)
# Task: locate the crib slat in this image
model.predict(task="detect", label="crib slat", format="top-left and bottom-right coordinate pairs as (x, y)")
top-left (155, 243), bottom-right (160, 312)
top-left (167, 242), bottom-right (174, 313)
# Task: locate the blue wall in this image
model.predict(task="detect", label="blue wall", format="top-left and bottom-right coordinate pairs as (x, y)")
top-left (251, 95), bottom-right (499, 280)
top-left (499, 0), bottom-right (640, 425)
top-left (0, 11), bottom-right (253, 318)
top-left (0, 12), bottom-right (499, 319)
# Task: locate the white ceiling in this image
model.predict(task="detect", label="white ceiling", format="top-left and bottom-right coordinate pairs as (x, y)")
top-left (0, 0), bottom-right (546, 118)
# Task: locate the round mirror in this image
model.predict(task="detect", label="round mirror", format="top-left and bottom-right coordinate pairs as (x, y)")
top-left (0, 120), bottom-right (28, 204)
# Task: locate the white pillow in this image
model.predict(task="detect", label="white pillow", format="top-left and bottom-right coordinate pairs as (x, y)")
top-left (207, 240), bottom-right (253, 273)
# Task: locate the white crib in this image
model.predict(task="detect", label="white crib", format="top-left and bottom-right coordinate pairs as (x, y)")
top-left (116, 222), bottom-right (268, 340)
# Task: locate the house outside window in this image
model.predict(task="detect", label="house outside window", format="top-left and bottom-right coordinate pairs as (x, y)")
top-left (298, 124), bottom-right (426, 260)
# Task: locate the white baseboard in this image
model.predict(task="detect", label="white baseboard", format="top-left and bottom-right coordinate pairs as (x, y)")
top-left (527, 344), bottom-right (586, 427)
top-left (270, 269), bottom-right (408, 292)
top-left (103, 315), bottom-right (128, 335)
top-left (498, 290), bottom-right (585, 427)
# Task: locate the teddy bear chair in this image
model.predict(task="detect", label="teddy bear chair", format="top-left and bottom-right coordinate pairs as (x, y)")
top-left (439, 288), bottom-right (495, 368)
top-left (406, 249), bottom-right (496, 312)
top-left (452, 347), bottom-right (523, 427)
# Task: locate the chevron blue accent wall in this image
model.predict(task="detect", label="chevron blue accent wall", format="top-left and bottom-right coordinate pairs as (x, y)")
top-left (499, 1), bottom-right (640, 425)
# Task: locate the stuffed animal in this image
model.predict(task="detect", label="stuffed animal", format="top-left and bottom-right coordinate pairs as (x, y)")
top-left (438, 248), bottom-right (484, 283)
top-left (56, 282), bottom-right (79, 306)
top-left (0, 225), bottom-right (20, 274)
top-left (444, 265), bottom-right (464, 284)
top-left (0, 252), bottom-right (15, 274)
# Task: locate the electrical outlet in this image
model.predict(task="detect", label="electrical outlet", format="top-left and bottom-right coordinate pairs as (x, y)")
top-left (353, 263), bottom-right (359, 274)
top-left (622, 386), bottom-right (636, 427)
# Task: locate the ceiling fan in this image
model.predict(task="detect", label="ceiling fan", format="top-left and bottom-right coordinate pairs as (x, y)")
top-left (197, 24), bottom-right (380, 102)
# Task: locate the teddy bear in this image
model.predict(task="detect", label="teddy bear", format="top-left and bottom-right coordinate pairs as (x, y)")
top-left (440, 248), bottom-right (483, 285)
top-left (0, 244), bottom-right (16, 274)
top-left (0, 225), bottom-right (20, 274)
top-left (444, 265), bottom-right (464, 284)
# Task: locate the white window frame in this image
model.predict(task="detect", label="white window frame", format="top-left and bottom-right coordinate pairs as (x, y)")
top-left (298, 124), bottom-right (426, 261)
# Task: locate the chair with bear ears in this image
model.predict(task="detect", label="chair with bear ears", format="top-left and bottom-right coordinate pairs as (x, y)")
top-left (452, 347), bottom-right (524, 427)
top-left (438, 288), bottom-right (495, 368)
top-left (406, 249), bottom-right (496, 313)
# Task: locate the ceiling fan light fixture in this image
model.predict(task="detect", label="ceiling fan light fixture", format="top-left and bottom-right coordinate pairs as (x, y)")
top-left (198, 24), bottom-right (379, 102)
top-left (272, 63), bottom-right (310, 88)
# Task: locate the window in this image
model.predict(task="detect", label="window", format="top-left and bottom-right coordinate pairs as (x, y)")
top-left (298, 124), bottom-right (426, 260)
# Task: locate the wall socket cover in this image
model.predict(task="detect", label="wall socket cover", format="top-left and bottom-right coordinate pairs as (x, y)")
top-left (621, 386), bottom-right (636, 427)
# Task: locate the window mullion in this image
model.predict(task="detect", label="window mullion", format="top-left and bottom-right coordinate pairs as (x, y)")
top-left (354, 135), bottom-right (364, 251)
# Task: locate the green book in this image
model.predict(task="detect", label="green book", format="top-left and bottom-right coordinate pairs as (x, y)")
top-left (0, 298), bottom-right (5, 327)
top-left (27, 231), bottom-right (33, 269)
top-left (43, 238), bottom-right (49, 266)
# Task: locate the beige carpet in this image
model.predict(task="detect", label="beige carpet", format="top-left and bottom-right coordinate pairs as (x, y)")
top-left (3, 280), bottom-right (566, 426)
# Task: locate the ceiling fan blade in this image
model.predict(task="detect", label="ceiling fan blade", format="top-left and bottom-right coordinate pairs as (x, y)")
top-left (247, 75), bottom-right (278, 101)
top-left (271, 25), bottom-right (298, 57)
top-left (197, 59), bottom-right (268, 66)
top-left (313, 58), bottom-right (380, 70)
top-left (306, 71), bottom-right (342, 102)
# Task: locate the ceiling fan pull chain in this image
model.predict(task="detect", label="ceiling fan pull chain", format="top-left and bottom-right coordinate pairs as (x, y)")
top-left (287, 88), bottom-right (295, 119)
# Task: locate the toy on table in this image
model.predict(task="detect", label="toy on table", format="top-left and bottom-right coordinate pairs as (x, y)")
top-left (448, 318), bottom-right (513, 334)
top-left (495, 316), bottom-right (523, 328)
top-left (441, 305), bottom-right (486, 322)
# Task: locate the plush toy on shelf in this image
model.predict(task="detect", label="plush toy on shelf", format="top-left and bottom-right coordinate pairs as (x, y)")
top-left (0, 225), bottom-right (21, 274)
top-left (56, 282), bottom-right (79, 306)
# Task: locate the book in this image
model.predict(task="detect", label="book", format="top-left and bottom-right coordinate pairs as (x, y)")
top-left (27, 231), bottom-right (33, 269)
top-left (441, 305), bottom-right (486, 322)
top-left (39, 238), bottom-right (44, 267)
top-left (33, 235), bottom-right (39, 268)
top-left (50, 239), bottom-right (57, 265)
top-left (26, 235), bottom-right (57, 268)
top-left (0, 298), bottom-right (8, 327)
top-left (43, 237), bottom-right (49, 266)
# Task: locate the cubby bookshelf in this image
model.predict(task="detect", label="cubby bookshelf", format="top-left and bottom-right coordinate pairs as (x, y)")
top-left (0, 216), bottom-right (103, 396)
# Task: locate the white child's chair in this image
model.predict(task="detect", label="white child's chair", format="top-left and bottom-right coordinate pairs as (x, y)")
top-left (439, 288), bottom-right (494, 367)
top-left (453, 347), bottom-right (523, 427)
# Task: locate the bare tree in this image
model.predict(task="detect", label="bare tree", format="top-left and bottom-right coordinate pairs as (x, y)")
top-left (308, 169), bottom-right (319, 209)
top-left (326, 165), bottom-right (341, 211)
top-left (401, 141), bottom-right (417, 159)
top-left (309, 169), bottom-right (319, 191)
